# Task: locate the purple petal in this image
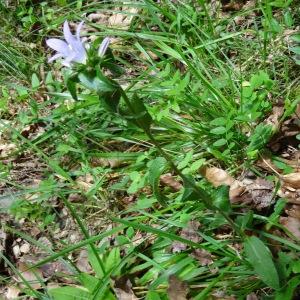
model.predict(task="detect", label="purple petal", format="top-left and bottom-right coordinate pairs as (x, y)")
top-left (61, 60), bottom-right (71, 67)
top-left (48, 53), bottom-right (63, 63)
top-left (46, 38), bottom-right (70, 56)
top-left (64, 52), bottom-right (77, 64)
top-left (98, 37), bottom-right (110, 57)
top-left (76, 21), bottom-right (84, 41)
top-left (73, 51), bottom-right (87, 64)
top-left (63, 21), bottom-right (77, 48)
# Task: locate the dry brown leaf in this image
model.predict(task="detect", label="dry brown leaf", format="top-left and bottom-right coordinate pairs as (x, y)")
top-left (6, 285), bottom-right (20, 299)
top-left (172, 221), bottom-right (202, 253)
top-left (264, 106), bottom-right (284, 131)
top-left (282, 173), bottom-right (300, 189)
top-left (285, 204), bottom-right (300, 218)
top-left (113, 278), bottom-right (138, 300)
top-left (20, 243), bottom-right (30, 254)
top-left (212, 290), bottom-right (236, 299)
top-left (160, 173), bottom-right (183, 192)
top-left (191, 248), bottom-right (213, 266)
top-left (76, 174), bottom-right (94, 191)
top-left (87, 12), bottom-right (108, 23)
top-left (0, 143), bottom-right (16, 158)
top-left (16, 262), bottom-right (43, 290)
top-left (90, 157), bottom-right (123, 168)
top-left (108, 7), bottom-right (138, 29)
top-left (167, 275), bottom-right (188, 300)
top-left (202, 167), bottom-right (234, 187)
top-left (76, 249), bottom-right (92, 273)
top-left (246, 293), bottom-right (258, 300)
top-left (222, 2), bottom-right (244, 11)
top-left (280, 216), bottom-right (300, 239)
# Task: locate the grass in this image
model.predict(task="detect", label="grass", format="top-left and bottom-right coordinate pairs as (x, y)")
top-left (1, 0), bottom-right (300, 299)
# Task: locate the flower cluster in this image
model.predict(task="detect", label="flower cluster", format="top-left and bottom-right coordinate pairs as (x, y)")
top-left (46, 21), bottom-right (110, 67)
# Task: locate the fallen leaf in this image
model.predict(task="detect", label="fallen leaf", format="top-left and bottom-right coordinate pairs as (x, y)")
top-left (108, 7), bottom-right (138, 29)
top-left (16, 262), bottom-right (43, 290)
top-left (76, 249), bottom-right (92, 273)
top-left (0, 143), bottom-right (16, 158)
top-left (282, 173), bottom-right (300, 189)
top-left (87, 12), bottom-right (108, 23)
top-left (222, 2), bottom-right (244, 12)
top-left (264, 106), bottom-right (284, 131)
top-left (76, 174), bottom-right (94, 192)
top-left (160, 173), bottom-right (183, 191)
top-left (191, 248), bottom-right (213, 266)
top-left (20, 242), bottom-right (30, 254)
top-left (285, 204), bottom-right (300, 218)
top-left (167, 275), bottom-right (188, 300)
top-left (246, 293), bottom-right (258, 300)
top-left (212, 290), bottom-right (236, 299)
top-left (202, 167), bottom-right (234, 187)
top-left (172, 221), bottom-right (202, 253)
top-left (90, 157), bottom-right (123, 168)
top-left (113, 278), bottom-right (138, 300)
top-left (280, 217), bottom-right (300, 239)
top-left (6, 285), bottom-right (20, 299)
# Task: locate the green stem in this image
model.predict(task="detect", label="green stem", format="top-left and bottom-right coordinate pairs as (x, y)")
top-left (118, 88), bottom-right (245, 239)
top-left (60, 194), bottom-right (106, 276)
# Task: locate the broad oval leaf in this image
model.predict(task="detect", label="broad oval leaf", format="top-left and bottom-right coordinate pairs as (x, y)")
top-left (244, 236), bottom-right (280, 290)
top-left (48, 286), bottom-right (91, 300)
top-left (149, 157), bottom-right (168, 206)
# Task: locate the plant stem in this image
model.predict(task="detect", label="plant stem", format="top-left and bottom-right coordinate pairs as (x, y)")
top-left (119, 88), bottom-right (245, 239)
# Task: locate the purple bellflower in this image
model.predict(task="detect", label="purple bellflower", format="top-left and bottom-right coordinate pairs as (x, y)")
top-left (46, 21), bottom-right (87, 67)
top-left (98, 37), bottom-right (111, 57)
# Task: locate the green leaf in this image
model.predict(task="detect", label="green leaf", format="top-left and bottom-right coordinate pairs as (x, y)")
top-left (127, 93), bottom-right (152, 130)
top-left (272, 159), bottom-right (294, 174)
top-left (146, 291), bottom-right (162, 300)
top-left (88, 246), bottom-right (104, 278)
top-left (247, 124), bottom-right (273, 157)
top-left (178, 151), bottom-right (193, 170)
top-left (210, 126), bottom-right (227, 135)
top-left (190, 158), bottom-right (206, 172)
top-left (105, 247), bottom-right (121, 273)
top-left (100, 89), bottom-right (121, 113)
top-left (284, 11), bottom-right (294, 27)
top-left (213, 139), bottom-right (227, 147)
top-left (250, 71), bottom-right (270, 89)
top-left (79, 273), bottom-right (99, 293)
top-left (181, 175), bottom-right (210, 206)
top-left (31, 73), bottom-right (40, 89)
top-left (210, 117), bottom-right (227, 126)
top-left (290, 47), bottom-right (300, 55)
top-left (48, 286), bottom-right (91, 300)
top-left (266, 199), bottom-right (286, 230)
top-left (244, 236), bottom-right (280, 290)
top-left (78, 73), bottom-right (116, 93)
top-left (291, 34), bottom-right (300, 43)
top-left (148, 157), bottom-right (168, 206)
top-left (269, 0), bottom-right (293, 8)
top-left (66, 75), bottom-right (78, 101)
top-left (275, 275), bottom-right (300, 300)
top-left (213, 185), bottom-right (231, 213)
